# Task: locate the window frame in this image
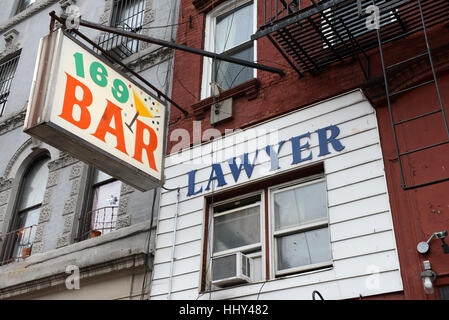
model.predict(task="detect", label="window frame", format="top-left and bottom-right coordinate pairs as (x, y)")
top-left (0, 154), bottom-right (50, 264)
top-left (201, 0), bottom-right (258, 99)
top-left (203, 170), bottom-right (333, 291)
top-left (97, 0), bottom-right (147, 60)
top-left (77, 167), bottom-right (122, 241)
top-left (0, 52), bottom-right (21, 117)
top-left (209, 191), bottom-right (266, 285)
top-left (14, 0), bottom-right (37, 15)
top-left (269, 175), bottom-right (332, 277)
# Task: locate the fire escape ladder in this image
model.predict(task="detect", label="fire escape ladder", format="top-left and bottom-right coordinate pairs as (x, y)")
top-left (375, 0), bottom-right (449, 190)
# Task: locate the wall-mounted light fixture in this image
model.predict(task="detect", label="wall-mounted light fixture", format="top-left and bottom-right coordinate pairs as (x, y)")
top-left (421, 260), bottom-right (437, 295)
top-left (417, 230), bottom-right (449, 255)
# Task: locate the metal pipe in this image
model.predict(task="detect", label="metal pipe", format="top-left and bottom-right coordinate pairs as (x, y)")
top-left (167, 187), bottom-right (180, 300)
top-left (55, 13), bottom-right (285, 76)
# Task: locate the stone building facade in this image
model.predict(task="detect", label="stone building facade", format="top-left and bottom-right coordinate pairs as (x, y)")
top-left (0, 0), bottom-right (178, 299)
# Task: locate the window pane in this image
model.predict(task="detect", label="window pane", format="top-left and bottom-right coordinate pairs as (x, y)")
top-left (91, 180), bottom-right (121, 210)
top-left (12, 207), bottom-right (40, 259)
top-left (215, 2), bottom-right (253, 53)
top-left (17, 0), bottom-right (36, 13)
top-left (276, 227), bottom-right (331, 271)
top-left (19, 157), bottom-right (50, 211)
top-left (18, 207), bottom-right (40, 229)
top-left (274, 181), bottom-right (327, 231)
top-left (213, 205), bottom-right (260, 253)
top-left (214, 46), bottom-right (253, 90)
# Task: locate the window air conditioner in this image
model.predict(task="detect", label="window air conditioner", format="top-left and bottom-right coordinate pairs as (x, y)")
top-left (211, 252), bottom-right (251, 287)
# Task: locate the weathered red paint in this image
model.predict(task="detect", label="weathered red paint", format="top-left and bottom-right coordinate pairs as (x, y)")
top-left (172, 0), bottom-right (449, 299)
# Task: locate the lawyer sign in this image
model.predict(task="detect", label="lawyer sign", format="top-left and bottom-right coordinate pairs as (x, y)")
top-left (24, 29), bottom-right (166, 191)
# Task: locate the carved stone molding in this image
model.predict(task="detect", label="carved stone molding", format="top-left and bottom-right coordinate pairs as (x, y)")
top-left (47, 153), bottom-right (79, 172)
top-left (59, 0), bottom-right (77, 12)
top-left (2, 138), bottom-right (32, 180)
top-left (0, 0), bottom-right (59, 34)
top-left (0, 110), bottom-right (26, 136)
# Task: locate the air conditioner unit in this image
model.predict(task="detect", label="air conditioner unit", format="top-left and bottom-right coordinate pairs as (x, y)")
top-left (211, 252), bottom-right (251, 287)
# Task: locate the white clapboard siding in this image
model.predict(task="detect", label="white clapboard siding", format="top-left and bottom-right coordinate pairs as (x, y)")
top-left (328, 193), bottom-right (390, 224)
top-left (153, 255), bottom-right (202, 279)
top-left (329, 211), bottom-right (393, 242)
top-left (150, 89), bottom-right (402, 300)
top-left (163, 106), bottom-right (376, 183)
top-left (159, 128), bottom-right (381, 208)
top-left (162, 113), bottom-right (378, 192)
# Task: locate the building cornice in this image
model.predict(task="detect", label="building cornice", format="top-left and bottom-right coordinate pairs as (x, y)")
top-left (0, 110), bottom-right (26, 136)
top-left (0, 0), bottom-right (60, 34)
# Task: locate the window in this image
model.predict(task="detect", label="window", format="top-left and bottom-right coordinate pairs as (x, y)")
top-left (98, 0), bottom-right (146, 60)
top-left (0, 53), bottom-right (20, 117)
top-left (271, 179), bottom-right (331, 275)
top-left (202, 0), bottom-right (256, 98)
top-left (78, 169), bottom-right (122, 241)
top-left (205, 173), bottom-right (331, 290)
top-left (211, 194), bottom-right (264, 287)
top-left (15, 0), bottom-right (36, 14)
top-left (0, 156), bottom-right (50, 264)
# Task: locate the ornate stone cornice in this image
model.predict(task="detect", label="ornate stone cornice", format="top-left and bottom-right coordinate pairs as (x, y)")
top-left (0, 110), bottom-right (26, 135)
top-left (2, 138), bottom-right (32, 180)
top-left (0, 253), bottom-right (148, 299)
top-left (0, 0), bottom-right (60, 34)
top-left (47, 152), bottom-right (79, 172)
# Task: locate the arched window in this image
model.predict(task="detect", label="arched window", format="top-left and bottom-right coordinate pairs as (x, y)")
top-left (0, 156), bottom-right (50, 264)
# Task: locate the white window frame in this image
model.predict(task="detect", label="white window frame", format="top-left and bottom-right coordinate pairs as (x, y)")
top-left (201, 0), bottom-right (258, 100)
top-left (269, 175), bottom-right (333, 277)
top-left (209, 191), bottom-right (266, 284)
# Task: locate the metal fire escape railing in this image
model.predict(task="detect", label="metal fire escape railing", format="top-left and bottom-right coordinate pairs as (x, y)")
top-left (253, 0), bottom-right (449, 77)
top-left (254, 0), bottom-right (449, 190)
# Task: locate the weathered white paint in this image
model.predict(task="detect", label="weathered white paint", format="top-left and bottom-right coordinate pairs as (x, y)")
top-left (151, 89), bottom-right (403, 300)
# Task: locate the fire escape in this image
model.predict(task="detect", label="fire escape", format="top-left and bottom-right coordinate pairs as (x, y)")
top-left (252, 0), bottom-right (449, 190)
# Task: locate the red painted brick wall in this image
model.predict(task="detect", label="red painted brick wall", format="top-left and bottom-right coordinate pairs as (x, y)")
top-left (169, 0), bottom-right (449, 300)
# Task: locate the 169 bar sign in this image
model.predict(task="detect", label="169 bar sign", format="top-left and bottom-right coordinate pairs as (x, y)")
top-left (24, 29), bottom-right (166, 191)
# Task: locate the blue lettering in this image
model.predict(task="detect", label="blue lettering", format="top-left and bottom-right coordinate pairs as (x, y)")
top-left (265, 141), bottom-right (286, 171)
top-left (317, 125), bottom-right (345, 157)
top-left (290, 133), bottom-right (312, 165)
top-left (205, 163), bottom-right (227, 191)
top-left (227, 151), bottom-right (259, 182)
top-left (187, 170), bottom-right (203, 197)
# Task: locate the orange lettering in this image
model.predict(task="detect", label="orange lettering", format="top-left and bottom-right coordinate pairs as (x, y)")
top-left (92, 100), bottom-right (128, 155)
top-left (133, 119), bottom-right (158, 172)
top-left (59, 73), bottom-right (92, 129)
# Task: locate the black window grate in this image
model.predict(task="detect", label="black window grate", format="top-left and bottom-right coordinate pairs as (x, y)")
top-left (0, 53), bottom-right (20, 117)
top-left (97, 0), bottom-right (146, 60)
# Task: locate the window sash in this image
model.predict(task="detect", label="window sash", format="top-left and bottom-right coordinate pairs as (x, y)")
top-left (212, 202), bottom-right (262, 254)
top-left (0, 53), bottom-right (20, 117)
top-left (270, 176), bottom-right (331, 276)
top-left (205, 173), bottom-right (331, 287)
top-left (201, 0), bottom-right (257, 99)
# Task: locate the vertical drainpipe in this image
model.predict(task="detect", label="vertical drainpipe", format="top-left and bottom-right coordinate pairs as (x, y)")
top-left (167, 188), bottom-right (180, 299)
